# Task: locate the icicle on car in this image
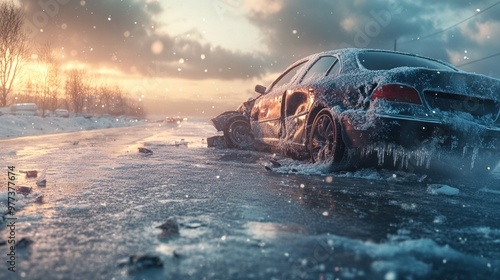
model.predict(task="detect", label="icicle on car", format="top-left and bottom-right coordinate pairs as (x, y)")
top-left (210, 48), bottom-right (500, 174)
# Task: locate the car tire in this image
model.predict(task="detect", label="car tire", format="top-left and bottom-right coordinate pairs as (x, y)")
top-left (223, 117), bottom-right (254, 149)
top-left (309, 109), bottom-right (354, 172)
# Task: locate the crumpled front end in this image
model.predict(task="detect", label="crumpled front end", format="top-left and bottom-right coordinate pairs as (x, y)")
top-left (211, 111), bottom-right (244, 132)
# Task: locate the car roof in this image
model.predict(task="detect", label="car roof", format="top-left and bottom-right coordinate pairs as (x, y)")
top-left (305, 48), bottom-right (459, 71)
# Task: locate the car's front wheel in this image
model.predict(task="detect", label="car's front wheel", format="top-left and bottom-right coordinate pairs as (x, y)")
top-left (224, 117), bottom-right (254, 149)
top-left (309, 109), bottom-right (352, 171)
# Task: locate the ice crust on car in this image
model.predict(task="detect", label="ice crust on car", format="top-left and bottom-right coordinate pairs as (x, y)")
top-left (269, 49), bottom-right (500, 170)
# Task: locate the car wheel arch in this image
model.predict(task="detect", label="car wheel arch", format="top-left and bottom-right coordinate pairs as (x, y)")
top-left (223, 116), bottom-right (254, 149)
top-left (305, 106), bottom-right (325, 146)
top-left (305, 106), bottom-right (344, 146)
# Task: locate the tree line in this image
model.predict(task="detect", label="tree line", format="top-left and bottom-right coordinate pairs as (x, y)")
top-left (0, 1), bottom-right (145, 117)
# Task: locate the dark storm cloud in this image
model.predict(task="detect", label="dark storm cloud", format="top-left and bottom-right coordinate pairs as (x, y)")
top-left (247, 0), bottom-right (432, 70)
top-left (246, 0), bottom-right (500, 78)
top-left (19, 0), bottom-right (266, 80)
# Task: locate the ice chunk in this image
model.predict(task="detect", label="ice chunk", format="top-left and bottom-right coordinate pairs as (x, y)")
top-left (426, 184), bottom-right (460, 196)
top-left (37, 168), bottom-right (47, 187)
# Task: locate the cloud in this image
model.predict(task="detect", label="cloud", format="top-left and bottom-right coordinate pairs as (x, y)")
top-left (19, 0), bottom-right (500, 82)
top-left (246, 0), bottom-right (429, 70)
top-left (19, 0), bottom-right (267, 80)
top-left (245, 0), bottom-right (500, 78)
top-left (244, 0), bottom-right (283, 16)
top-left (460, 21), bottom-right (500, 45)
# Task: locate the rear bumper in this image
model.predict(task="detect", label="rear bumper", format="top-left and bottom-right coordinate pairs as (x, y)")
top-left (341, 113), bottom-right (500, 151)
top-left (340, 113), bottom-right (500, 171)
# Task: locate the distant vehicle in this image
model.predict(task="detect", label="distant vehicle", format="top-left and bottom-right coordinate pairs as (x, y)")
top-left (165, 117), bottom-right (184, 124)
top-left (54, 109), bottom-right (70, 118)
top-left (10, 103), bottom-right (38, 116)
top-left (211, 48), bottom-right (500, 174)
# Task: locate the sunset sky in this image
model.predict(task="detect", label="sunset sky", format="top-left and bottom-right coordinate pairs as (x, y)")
top-left (17, 0), bottom-right (500, 117)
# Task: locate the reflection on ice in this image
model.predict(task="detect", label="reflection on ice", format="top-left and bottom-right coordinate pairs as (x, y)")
top-left (244, 222), bottom-right (308, 240)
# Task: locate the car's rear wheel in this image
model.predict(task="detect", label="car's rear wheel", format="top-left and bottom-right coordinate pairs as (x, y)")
top-left (309, 109), bottom-right (352, 171)
top-left (224, 118), bottom-right (254, 149)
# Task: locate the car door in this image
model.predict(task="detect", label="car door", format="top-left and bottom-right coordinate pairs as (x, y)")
top-left (251, 61), bottom-right (308, 144)
top-left (282, 56), bottom-right (340, 148)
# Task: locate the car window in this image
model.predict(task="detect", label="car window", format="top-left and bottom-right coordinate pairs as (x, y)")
top-left (327, 60), bottom-right (341, 77)
top-left (358, 51), bottom-right (457, 71)
top-left (270, 61), bottom-right (307, 90)
top-left (301, 56), bottom-right (338, 82)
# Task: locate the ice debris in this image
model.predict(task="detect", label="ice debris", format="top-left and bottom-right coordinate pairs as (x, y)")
top-left (269, 159), bottom-right (282, 167)
top-left (16, 237), bottom-right (34, 249)
top-left (35, 195), bottom-right (44, 204)
top-left (157, 217), bottom-right (180, 237)
top-left (20, 170), bottom-right (38, 178)
top-left (36, 168), bottom-right (47, 187)
top-left (118, 254), bottom-right (163, 272)
top-left (174, 139), bottom-right (188, 147)
top-left (16, 186), bottom-right (32, 195)
top-left (138, 147), bottom-right (153, 154)
top-left (426, 184), bottom-right (460, 196)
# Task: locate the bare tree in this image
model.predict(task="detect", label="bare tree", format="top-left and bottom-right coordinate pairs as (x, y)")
top-left (19, 79), bottom-right (38, 103)
top-left (37, 42), bottom-right (61, 116)
top-left (94, 85), bottom-right (113, 115)
top-left (65, 68), bottom-right (89, 114)
top-left (127, 98), bottom-right (146, 117)
top-left (0, 1), bottom-right (28, 107)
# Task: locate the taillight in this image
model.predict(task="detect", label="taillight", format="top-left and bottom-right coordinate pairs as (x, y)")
top-left (371, 84), bottom-right (422, 105)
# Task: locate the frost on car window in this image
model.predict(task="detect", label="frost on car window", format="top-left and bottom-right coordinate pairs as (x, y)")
top-left (301, 56), bottom-right (337, 82)
top-left (327, 60), bottom-right (341, 77)
top-left (358, 51), bottom-right (457, 71)
top-left (271, 61), bottom-right (307, 90)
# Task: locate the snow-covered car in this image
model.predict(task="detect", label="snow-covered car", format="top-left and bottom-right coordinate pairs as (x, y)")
top-left (10, 103), bottom-right (38, 116)
top-left (54, 109), bottom-right (70, 118)
top-left (212, 49), bottom-right (500, 174)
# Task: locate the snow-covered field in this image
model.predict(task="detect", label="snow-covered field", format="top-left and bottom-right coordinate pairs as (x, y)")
top-left (0, 114), bottom-right (146, 139)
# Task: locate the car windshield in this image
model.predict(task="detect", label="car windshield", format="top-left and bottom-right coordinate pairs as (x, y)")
top-left (358, 51), bottom-right (457, 71)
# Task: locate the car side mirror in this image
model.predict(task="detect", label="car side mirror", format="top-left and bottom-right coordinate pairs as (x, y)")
top-left (255, 84), bottom-right (266, 95)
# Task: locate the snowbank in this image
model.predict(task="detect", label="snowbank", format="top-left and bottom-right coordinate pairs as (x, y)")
top-left (0, 114), bottom-right (145, 139)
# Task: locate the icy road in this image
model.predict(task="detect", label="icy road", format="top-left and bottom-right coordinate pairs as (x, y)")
top-left (1, 119), bottom-right (499, 279)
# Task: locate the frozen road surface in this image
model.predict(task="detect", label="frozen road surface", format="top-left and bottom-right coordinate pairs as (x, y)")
top-left (1, 119), bottom-right (500, 279)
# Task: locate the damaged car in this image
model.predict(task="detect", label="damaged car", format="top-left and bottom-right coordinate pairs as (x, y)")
top-left (211, 48), bottom-right (500, 174)
top-left (210, 97), bottom-right (256, 149)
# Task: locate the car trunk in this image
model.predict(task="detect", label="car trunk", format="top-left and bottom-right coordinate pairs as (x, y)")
top-left (386, 68), bottom-right (500, 123)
